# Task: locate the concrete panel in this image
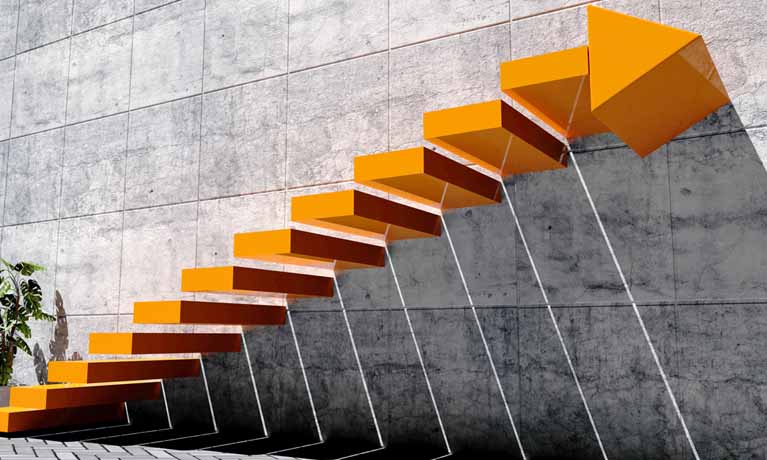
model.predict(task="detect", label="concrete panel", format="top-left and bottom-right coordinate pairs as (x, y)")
top-left (119, 203), bottom-right (197, 315)
top-left (511, 0), bottom-right (594, 19)
top-left (515, 306), bottom-right (604, 459)
top-left (389, 24), bottom-right (510, 150)
top-left (511, 168), bottom-right (626, 306)
top-left (287, 54), bottom-right (387, 188)
top-left (291, 310), bottom-right (379, 444)
top-left (662, 0), bottom-right (767, 131)
top-left (346, 309), bottom-right (446, 452)
top-left (16, 0), bottom-right (72, 53)
top-left (243, 320), bottom-right (319, 441)
top-left (557, 304), bottom-right (687, 460)
top-left (200, 77), bottom-right (285, 200)
top-left (668, 131), bottom-right (767, 300)
top-left (61, 113), bottom-right (127, 218)
top-left (125, 97), bottom-right (201, 209)
top-left (409, 308), bottom-right (523, 458)
top-left (12, 40), bottom-right (69, 136)
top-left (203, 0), bottom-right (288, 91)
top-left (72, 0), bottom-right (132, 33)
top-left (287, 0), bottom-right (387, 71)
top-left (0, 141), bottom-right (6, 223)
top-left (5, 128), bottom-right (63, 225)
top-left (574, 146), bottom-right (675, 302)
top-left (201, 349), bottom-right (265, 436)
top-left (0, 57), bottom-right (12, 140)
top-left (56, 212), bottom-right (123, 315)
top-left (387, 234), bottom-right (467, 309)
top-left (1, 220), bottom-right (59, 311)
top-left (131, 0), bottom-right (204, 108)
top-left (675, 303), bottom-right (767, 460)
top-left (0, 0), bottom-right (18, 59)
top-left (442, 203), bottom-right (518, 306)
top-left (67, 18), bottom-right (132, 123)
top-left (9, 318), bottom-right (53, 386)
top-left (390, 0), bottom-right (508, 47)
top-left (135, 0), bottom-right (173, 14)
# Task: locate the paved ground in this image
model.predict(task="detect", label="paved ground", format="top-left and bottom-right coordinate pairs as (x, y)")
top-left (0, 438), bottom-right (305, 460)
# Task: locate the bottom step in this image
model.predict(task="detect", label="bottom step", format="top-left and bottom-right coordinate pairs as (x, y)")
top-left (0, 403), bottom-right (126, 433)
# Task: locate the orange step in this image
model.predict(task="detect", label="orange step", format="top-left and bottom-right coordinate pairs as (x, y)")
top-left (291, 189), bottom-right (441, 241)
top-left (48, 358), bottom-right (201, 383)
top-left (134, 300), bottom-right (287, 325)
top-left (355, 147), bottom-right (502, 209)
top-left (181, 266), bottom-right (334, 298)
top-left (0, 403), bottom-right (126, 433)
top-left (423, 100), bottom-right (567, 176)
top-left (89, 332), bottom-right (242, 355)
top-left (10, 381), bottom-right (161, 410)
top-left (500, 46), bottom-right (609, 139)
top-left (234, 228), bottom-right (385, 270)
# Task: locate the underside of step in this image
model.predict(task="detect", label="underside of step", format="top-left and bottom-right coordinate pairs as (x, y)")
top-left (234, 228), bottom-right (386, 270)
top-left (0, 403), bottom-right (126, 433)
top-left (89, 332), bottom-right (242, 354)
top-left (291, 189), bottom-right (442, 240)
top-left (181, 266), bottom-right (334, 298)
top-left (134, 300), bottom-right (287, 325)
top-left (48, 358), bottom-right (201, 383)
top-left (423, 99), bottom-right (568, 176)
top-left (10, 381), bottom-right (161, 409)
top-left (355, 146), bottom-right (503, 209)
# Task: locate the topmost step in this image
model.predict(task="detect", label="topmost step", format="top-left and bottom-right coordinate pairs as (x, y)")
top-left (423, 100), bottom-right (567, 177)
top-left (501, 46), bottom-right (609, 139)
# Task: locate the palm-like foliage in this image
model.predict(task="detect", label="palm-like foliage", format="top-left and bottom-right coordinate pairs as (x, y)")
top-left (0, 259), bottom-right (55, 385)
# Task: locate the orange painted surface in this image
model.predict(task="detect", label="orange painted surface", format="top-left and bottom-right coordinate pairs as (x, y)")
top-left (89, 332), bottom-right (242, 354)
top-left (292, 190), bottom-right (442, 241)
top-left (423, 100), bottom-right (567, 176)
top-left (234, 228), bottom-right (385, 270)
top-left (588, 5), bottom-right (729, 156)
top-left (48, 358), bottom-right (201, 383)
top-left (10, 381), bottom-right (161, 410)
top-left (0, 403), bottom-right (126, 433)
top-left (181, 266), bottom-right (334, 298)
top-left (355, 147), bottom-right (502, 209)
top-left (501, 46), bottom-right (608, 139)
top-left (134, 300), bottom-right (287, 325)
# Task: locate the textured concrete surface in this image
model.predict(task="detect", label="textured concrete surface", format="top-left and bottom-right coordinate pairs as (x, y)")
top-left (0, 0), bottom-right (766, 458)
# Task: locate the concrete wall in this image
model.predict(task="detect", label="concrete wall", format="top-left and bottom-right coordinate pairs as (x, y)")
top-left (1, 0), bottom-right (766, 458)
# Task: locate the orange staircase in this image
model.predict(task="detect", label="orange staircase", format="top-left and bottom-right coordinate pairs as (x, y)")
top-left (0, 4), bottom-right (728, 435)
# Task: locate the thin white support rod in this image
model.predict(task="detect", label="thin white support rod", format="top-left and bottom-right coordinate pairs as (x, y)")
top-left (384, 245), bottom-right (452, 457)
top-left (199, 356), bottom-right (219, 433)
top-left (439, 214), bottom-right (527, 460)
top-left (501, 184), bottom-right (608, 460)
top-left (286, 304), bottom-right (324, 442)
top-left (159, 380), bottom-right (173, 429)
top-left (241, 330), bottom-right (269, 437)
top-left (568, 151), bottom-right (700, 460)
top-left (334, 273), bottom-right (385, 447)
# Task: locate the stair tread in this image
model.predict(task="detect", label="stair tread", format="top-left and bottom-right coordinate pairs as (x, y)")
top-left (134, 300), bottom-right (287, 325)
top-left (291, 189), bottom-right (442, 241)
top-left (89, 332), bottom-right (242, 355)
top-left (355, 147), bottom-right (502, 210)
top-left (181, 266), bottom-right (333, 298)
top-left (234, 228), bottom-right (385, 270)
top-left (423, 99), bottom-right (568, 176)
top-left (10, 381), bottom-right (161, 410)
top-left (48, 357), bottom-right (201, 383)
top-left (0, 403), bottom-right (126, 433)
top-left (500, 46), bottom-right (609, 139)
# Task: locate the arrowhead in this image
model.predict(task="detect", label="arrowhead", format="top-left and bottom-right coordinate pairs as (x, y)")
top-left (588, 5), bottom-right (700, 110)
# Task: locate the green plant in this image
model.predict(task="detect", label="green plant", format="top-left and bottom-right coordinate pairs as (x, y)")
top-left (0, 259), bottom-right (55, 386)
